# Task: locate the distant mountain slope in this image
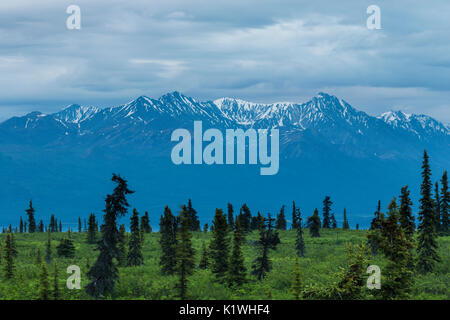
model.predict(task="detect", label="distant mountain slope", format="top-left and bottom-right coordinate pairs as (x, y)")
top-left (0, 92), bottom-right (448, 228)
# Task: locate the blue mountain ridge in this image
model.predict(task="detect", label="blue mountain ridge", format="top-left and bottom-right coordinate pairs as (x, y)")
top-left (0, 92), bottom-right (448, 229)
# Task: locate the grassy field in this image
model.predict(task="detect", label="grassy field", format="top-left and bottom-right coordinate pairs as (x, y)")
top-left (0, 229), bottom-right (448, 300)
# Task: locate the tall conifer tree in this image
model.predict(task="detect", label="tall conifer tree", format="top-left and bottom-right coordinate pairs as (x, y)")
top-left (276, 205), bottom-right (287, 230)
top-left (127, 208), bottom-right (144, 266)
top-left (440, 171), bottom-right (450, 235)
top-left (159, 206), bottom-right (178, 275)
top-left (343, 208), bottom-right (350, 230)
top-left (85, 174), bottom-right (134, 298)
top-left (416, 151), bottom-right (441, 274)
top-left (399, 186), bottom-right (415, 240)
top-left (322, 196), bottom-right (332, 228)
top-left (228, 217), bottom-right (246, 287)
top-left (3, 233), bottom-right (15, 279)
top-left (210, 208), bottom-right (230, 282)
top-left (227, 203), bottom-right (234, 231)
top-left (175, 205), bottom-right (195, 299)
top-left (26, 200), bottom-right (36, 233)
top-left (307, 209), bottom-right (321, 238)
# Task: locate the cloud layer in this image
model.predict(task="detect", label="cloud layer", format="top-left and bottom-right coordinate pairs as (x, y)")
top-left (0, 0), bottom-right (449, 123)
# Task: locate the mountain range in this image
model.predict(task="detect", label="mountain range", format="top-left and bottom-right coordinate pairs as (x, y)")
top-left (0, 92), bottom-right (449, 229)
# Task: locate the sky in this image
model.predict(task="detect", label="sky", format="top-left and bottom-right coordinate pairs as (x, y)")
top-left (0, 0), bottom-right (450, 123)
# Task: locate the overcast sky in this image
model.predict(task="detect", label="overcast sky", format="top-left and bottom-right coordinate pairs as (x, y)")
top-left (0, 0), bottom-right (449, 123)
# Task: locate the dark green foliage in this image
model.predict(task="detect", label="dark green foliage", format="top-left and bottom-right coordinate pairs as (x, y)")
top-left (26, 200), bottom-right (36, 233)
top-left (159, 206), bottom-right (178, 275)
top-left (227, 203), bottom-right (234, 231)
top-left (239, 203), bottom-right (252, 233)
top-left (399, 186), bottom-right (415, 240)
top-left (85, 174), bottom-right (134, 298)
top-left (291, 201), bottom-right (299, 230)
top-left (342, 208), bottom-right (350, 230)
top-left (250, 212), bottom-right (264, 231)
top-left (330, 213), bottom-right (337, 229)
top-left (294, 208), bottom-right (305, 257)
top-left (175, 205), bottom-right (195, 299)
top-left (39, 262), bottom-right (50, 300)
top-left (87, 213), bottom-right (97, 244)
top-left (435, 182), bottom-right (441, 233)
top-left (307, 209), bottom-right (321, 238)
top-left (59, 221), bottom-right (62, 232)
top-left (140, 211), bottom-right (152, 233)
top-left (378, 198), bottom-right (414, 299)
top-left (38, 220), bottom-right (44, 232)
top-left (368, 201), bottom-right (383, 255)
top-left (53, 261), bottom-right (60, 300)
top-left (127, 208), bottom-right (144, 266)
top-left (19, 217), bottom-right (23, 233)
top-left (56, 238), bottom-right (75, 258)
top-left (198, 241), bottom-right (209, 269)
top-left (417, 151), bottom-right (441, 274)
top-left (49, 214), bottom-right (57, 233)
top-left (210, 208), bottom-right (230, 282)
top-left (117, 224), bottom-right (127, 267)
top-left (187, 199), bottom-right (200, 231)
top-left (228, 217), bottom-right (246, 287)
top-left (45, 231), bottom-right (52, 263)
top-left (251, 214), bottom-right (280, 280)
top-left (440, 171), bottom-right (450, 235)
top-left (203, 223), bottom-right (208, 233)
top-left (291, 257), bottom-right (302, 300)
top-left (276, 205), bottom-right (287, 230)
top-left (3, 233), bottom-right (15, 279)
top-left (78, 217), bottom-right (82, 233)
top-left (322, 196), bottom-right (332, 229)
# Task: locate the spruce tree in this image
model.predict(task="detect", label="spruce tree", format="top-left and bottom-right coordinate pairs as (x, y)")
top-left (87, 213), bottom-right (97, 244)
top-left (38, 219), bottom-right (44, 232)
top-left (399, 186), bottom-right (415, 240)
top-left (416, 151), bottom-right (441, 274)
top-left (78, 217), bottom-right (82, 233)
top-left (342, 208), bottom-right (350, 230)
top-left (85, 174), bottom-right (134, 298)
top-left (203, 223), bottom-right (209, 233)
top-left (368, 201), bottom-right (383, 255)
top-left (295, 208), bottom-right (305, 257)
top-left (39, 262), bottom-right (50, 300)
top-left (435, 182), bottom-right (441, 233)
top-left (45, 230), bottom-right (52, 263)
top-left (210, 208), bottom-right (230, 282)
top-left (140, 211), bottom-right (152, 233)
top-left (239, 204), bottom-right (252, 233)
top-left (175, 205), bottom-right (195, 299)
top-left (440, 171), bottom-right (450, 235)
top-left (198, 241), bottom-right (209, 269)
top-left (26, 200), bottom-right (36, 233)
top-left (49, 214), bottom-right (56, 233)
top-left (3, 232), bottom-right (15, 279)
top-left (379, 198), bottom-right (414, 299)
top-left (291, 257), bottom-right (302, 300)
top-left (59, 221), bottom-right (62, 232)
top-left (56, 237), bottom-right (75, 258)
top-left (117, 224), bottom-right (127, 267)
top-left (275, 205), bottom-right (287, 230)
top-left (228, 217), bottom-right (246, 287)
top-left (127, 208), bottom-right (144, 266)
top-left (251, 214), bottom-right (280, 280)
top-left (187, 199), bottom-right (200, 231)
top-left (291, 201), bottom-right (299, 230)
top-left (250, 212), bottom-right (264, 231)
top-left (53, 261), bottom-right (60, 300)
top-left (159, 206), bottom-right (178, 275)
top-left (330, 212), bottom-right (337, 229)
top-left (322, 196), bottom-right (332, 228)
top-left (227, 203), bottom-right (234, 231)
top-left (19, 217), bottom-right (24, 233)
top-left (307, 209), bottom-right (321, 238)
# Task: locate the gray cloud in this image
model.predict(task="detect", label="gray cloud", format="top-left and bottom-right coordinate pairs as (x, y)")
top-left (0, 0), bottom-right (449, 123)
